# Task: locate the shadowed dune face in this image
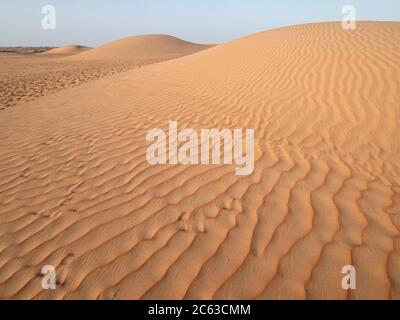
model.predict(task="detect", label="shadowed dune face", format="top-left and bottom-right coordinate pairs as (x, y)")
top-left (67, 34), bottom-right (213, 63)
top-left (0, 22), bottom-right (399, 300)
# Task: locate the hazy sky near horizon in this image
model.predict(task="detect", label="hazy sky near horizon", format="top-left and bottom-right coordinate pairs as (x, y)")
top-left (1, 0), bottom-right (400, 46)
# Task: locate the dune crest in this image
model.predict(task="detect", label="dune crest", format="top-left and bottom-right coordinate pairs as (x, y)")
top-left (0, 22), bottom-right (399, 300)
top-left (67, 34), bottom-right (213, 63)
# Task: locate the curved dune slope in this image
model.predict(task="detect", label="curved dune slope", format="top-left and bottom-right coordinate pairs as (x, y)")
top-left (0, 22), bottom-right (399, 300)
top-left (67, 34), bottom-right (213, 63)
top-left (41, 45), bottom-right (91, 56)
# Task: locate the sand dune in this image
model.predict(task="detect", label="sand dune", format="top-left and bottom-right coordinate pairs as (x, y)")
top-left (0, 22), bottom-right (399, 300)
top-left (0, 36), bottom-right (210, 109)
top-left (67, 34), bottom-right (213, 63)
top-left (40, 45), bottom-right (91, 56)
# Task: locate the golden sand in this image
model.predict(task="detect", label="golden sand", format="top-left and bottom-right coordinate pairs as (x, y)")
top-left (0, 22), bottom-right (399, 299)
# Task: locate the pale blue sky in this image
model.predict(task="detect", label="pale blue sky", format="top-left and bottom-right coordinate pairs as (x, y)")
top-left (1, 0), bottom-right (399, 46)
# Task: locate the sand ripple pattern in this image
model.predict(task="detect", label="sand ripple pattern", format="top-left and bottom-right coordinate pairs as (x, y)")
top-left (0, 22), bottom-right (399, 299)
top-left (0, 57), bottom-right (159, 109)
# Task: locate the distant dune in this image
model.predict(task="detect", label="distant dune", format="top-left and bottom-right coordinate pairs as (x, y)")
top-left (0, 36), bottom-right (212, 109)
top-left (40, 45), bottom-right (92, 56)
top-left (67, 34), bottom-right (213, 63)
top-left (0, 22), bottom-right (399, 300)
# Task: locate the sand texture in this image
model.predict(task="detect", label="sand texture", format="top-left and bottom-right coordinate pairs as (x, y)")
top-left (0, 36), bottom-right (210, 109)
top-left (0, 22), bottom-right (399, 300)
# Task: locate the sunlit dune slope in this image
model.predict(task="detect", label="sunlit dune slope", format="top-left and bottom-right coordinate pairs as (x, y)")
top-left (0, 22), bottom-right (399, 300)
top-left (67, 34), bottom-right (213, 63)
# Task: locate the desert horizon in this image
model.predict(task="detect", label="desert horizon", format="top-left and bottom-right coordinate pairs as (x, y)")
top-left (1, 1), bottom-right (400, 309)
